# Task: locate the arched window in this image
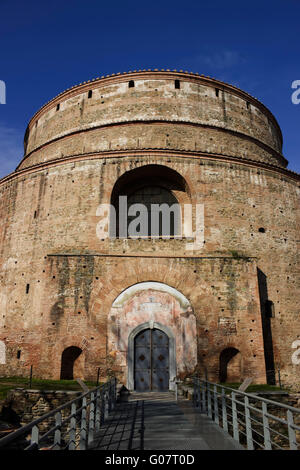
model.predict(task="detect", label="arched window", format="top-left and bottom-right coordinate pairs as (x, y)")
top-left (127, 185), bottom-right (180, 237)
top-left (60, 346), bottom-right (82, 380)
top-left (110, 165), bottom-right (190, 239)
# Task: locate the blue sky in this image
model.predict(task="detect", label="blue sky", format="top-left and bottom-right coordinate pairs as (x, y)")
top-left (0, 0), bottom-right (299, 178)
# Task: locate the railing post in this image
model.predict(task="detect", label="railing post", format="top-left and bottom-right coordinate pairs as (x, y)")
top-left (262, 402), bottom-right (272, 450)
top-left (88, 392), bottom-right (95, 446)
top-left (30, 425), bottom-right (39, 450)
top-left (95, 388), bottom-right (101, 432)
top-left (104, 389), bottom-right (109, 420)
top-left (221, 388), bottom-right (228, 432)
top-left (202, 380), bottom-right (207, 413)
top-left (231, 392), bottom-right (239, 443)
top-left (193, 378), bottom-right (197, 407)
top-left (244, 396), bottom-right (254, 450)
top-left (53, 411), bottom-right (62, 450)
top-left (79, 396), bottom-right (87, 450)
top-left (213, 384), bottom-right (219, 424)
top-left (108, 382), bottom-right (112, 413)
top-left (69, 402), bottom-right (77, 450)
top-left (287, 409), bottom-right (298, 450)
top-left (198, 380), bottom-right (202, 411)
top-left (112, 377), bottom-right (117, 410)
top-left (100, 388), bottom-right (105, 426)
top-left (207, 383), bottom-right (212, 419)
top-left (198, 380), bottom-right (202, 410)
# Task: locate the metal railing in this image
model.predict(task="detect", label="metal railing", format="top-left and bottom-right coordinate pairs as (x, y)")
top-left (193, 378), bottom-right (300, 450)
top-left (0, 378), bottom-right (117, 450)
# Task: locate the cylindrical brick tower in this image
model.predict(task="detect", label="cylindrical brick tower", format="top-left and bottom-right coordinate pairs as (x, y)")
top-left (0, 70), bottom-right (299, 390)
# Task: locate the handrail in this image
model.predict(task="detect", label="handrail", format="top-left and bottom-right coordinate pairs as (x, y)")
top-left (0, 377), bottom-right (117, 450)
top-left (202, 379), bottom-right (300, 413)
top-left (193, 378), bottom-right (300, 450)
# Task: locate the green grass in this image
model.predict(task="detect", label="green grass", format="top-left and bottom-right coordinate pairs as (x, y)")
top-left (218, 383), bottom-right (285, 393)
top-left (0, 376), bottom-right (100, 401)
top-left (184, 379), bottom-right (287, 394)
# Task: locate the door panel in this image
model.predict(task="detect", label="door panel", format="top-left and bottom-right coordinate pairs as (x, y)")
top-left (135, 330), bottom-right (151, 391)
top-left (134, 328), bottom-right (169, 391)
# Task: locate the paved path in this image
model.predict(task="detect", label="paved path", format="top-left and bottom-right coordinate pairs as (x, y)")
top-left (89, 391), bottom-right (244, 450)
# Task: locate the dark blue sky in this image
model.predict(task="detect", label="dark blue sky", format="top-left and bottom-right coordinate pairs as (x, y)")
top-left (0, 0), bottom-right (299, 178)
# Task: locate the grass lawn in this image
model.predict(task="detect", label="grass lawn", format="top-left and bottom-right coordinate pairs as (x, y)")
top-left (218, 383), bottom-right (285, 393)
top-left (0, 376), bottom-right (99, 401)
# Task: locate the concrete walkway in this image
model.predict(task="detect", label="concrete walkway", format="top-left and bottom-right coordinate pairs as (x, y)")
top-left (89, 391), bottom-right (244, 450)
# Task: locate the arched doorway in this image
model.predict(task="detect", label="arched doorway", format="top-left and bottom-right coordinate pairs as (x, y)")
top-left (134, 327), bottom-right (169, 392)
top-left (219, 348), bottom-right (242, 383)
top-left (60, 346), bottom-right (82, 380)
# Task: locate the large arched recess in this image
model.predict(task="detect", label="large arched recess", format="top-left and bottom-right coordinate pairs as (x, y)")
top-left (109, 164), bottom-right (192, 238)
top-left (107, 281), bottom-right (197, 390)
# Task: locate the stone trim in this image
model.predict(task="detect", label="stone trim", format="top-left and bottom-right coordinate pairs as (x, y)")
top-left (1, 150), bottom-right (298, 187)
top-left (18, 119), bottom-right (288, 170)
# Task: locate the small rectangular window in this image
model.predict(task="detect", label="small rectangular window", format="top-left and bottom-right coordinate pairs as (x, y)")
top-left (215, 88), bottom-right (219, 97)
top-left (88, 90), bottom-right (93, 98)
top-left (17, 350), bottom-right (21, 359)
top-left (246, 101), bottom-right (250, 109)
top-left (56, 103), bottom-right (60, 111)
top-left (128, 80), bottom-right (135, 88)
top-left (175, 79), bottom-right (180, 89)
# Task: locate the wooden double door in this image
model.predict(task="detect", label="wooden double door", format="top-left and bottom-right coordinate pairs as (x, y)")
top-left (134, 328), bottom-right (169, 391)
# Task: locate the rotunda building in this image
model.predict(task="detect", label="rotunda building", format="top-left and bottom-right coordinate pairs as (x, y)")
top-left (0, 70), bottom-right (299, 390)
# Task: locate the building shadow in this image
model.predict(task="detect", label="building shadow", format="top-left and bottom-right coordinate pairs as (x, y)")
top-left (257, 268), bottom-right (276, 385)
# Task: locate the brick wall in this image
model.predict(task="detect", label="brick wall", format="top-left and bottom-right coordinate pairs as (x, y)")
top-left (0, 72), bottom-right (299, 390)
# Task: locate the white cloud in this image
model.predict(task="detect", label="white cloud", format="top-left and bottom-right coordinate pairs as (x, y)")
top-left (0, 124), bottom-right (24, 179)
top-left (194, 49), bottom-right (245, 70)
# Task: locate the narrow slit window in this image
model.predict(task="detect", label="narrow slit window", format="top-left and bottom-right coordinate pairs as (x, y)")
top-left (175, 79), bottom-right (180, 89)
top-left (17, 350), bottom-right (21, 359)
top-left (215, 88), bottom-right (219, 97)
top-left (34, 210), bottom-right (37, 219)
top-left (56, 103), bottom-right (60, 111)
top-left (128, 80), bottom-right (135, 88)
top-left (246, 101), bottom-right (250, 109)
top-left (88, 90), bottom-right (93, 99)
top-left (26, 283), bottom-right (30, 294)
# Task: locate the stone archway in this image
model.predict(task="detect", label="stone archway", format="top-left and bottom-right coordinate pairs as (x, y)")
top-left (60, 346), bottom-right (82, 380)
top-left (108, 281), bottom-right (197, 390)
top-left (219, 348), bottom-right (243, 383)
